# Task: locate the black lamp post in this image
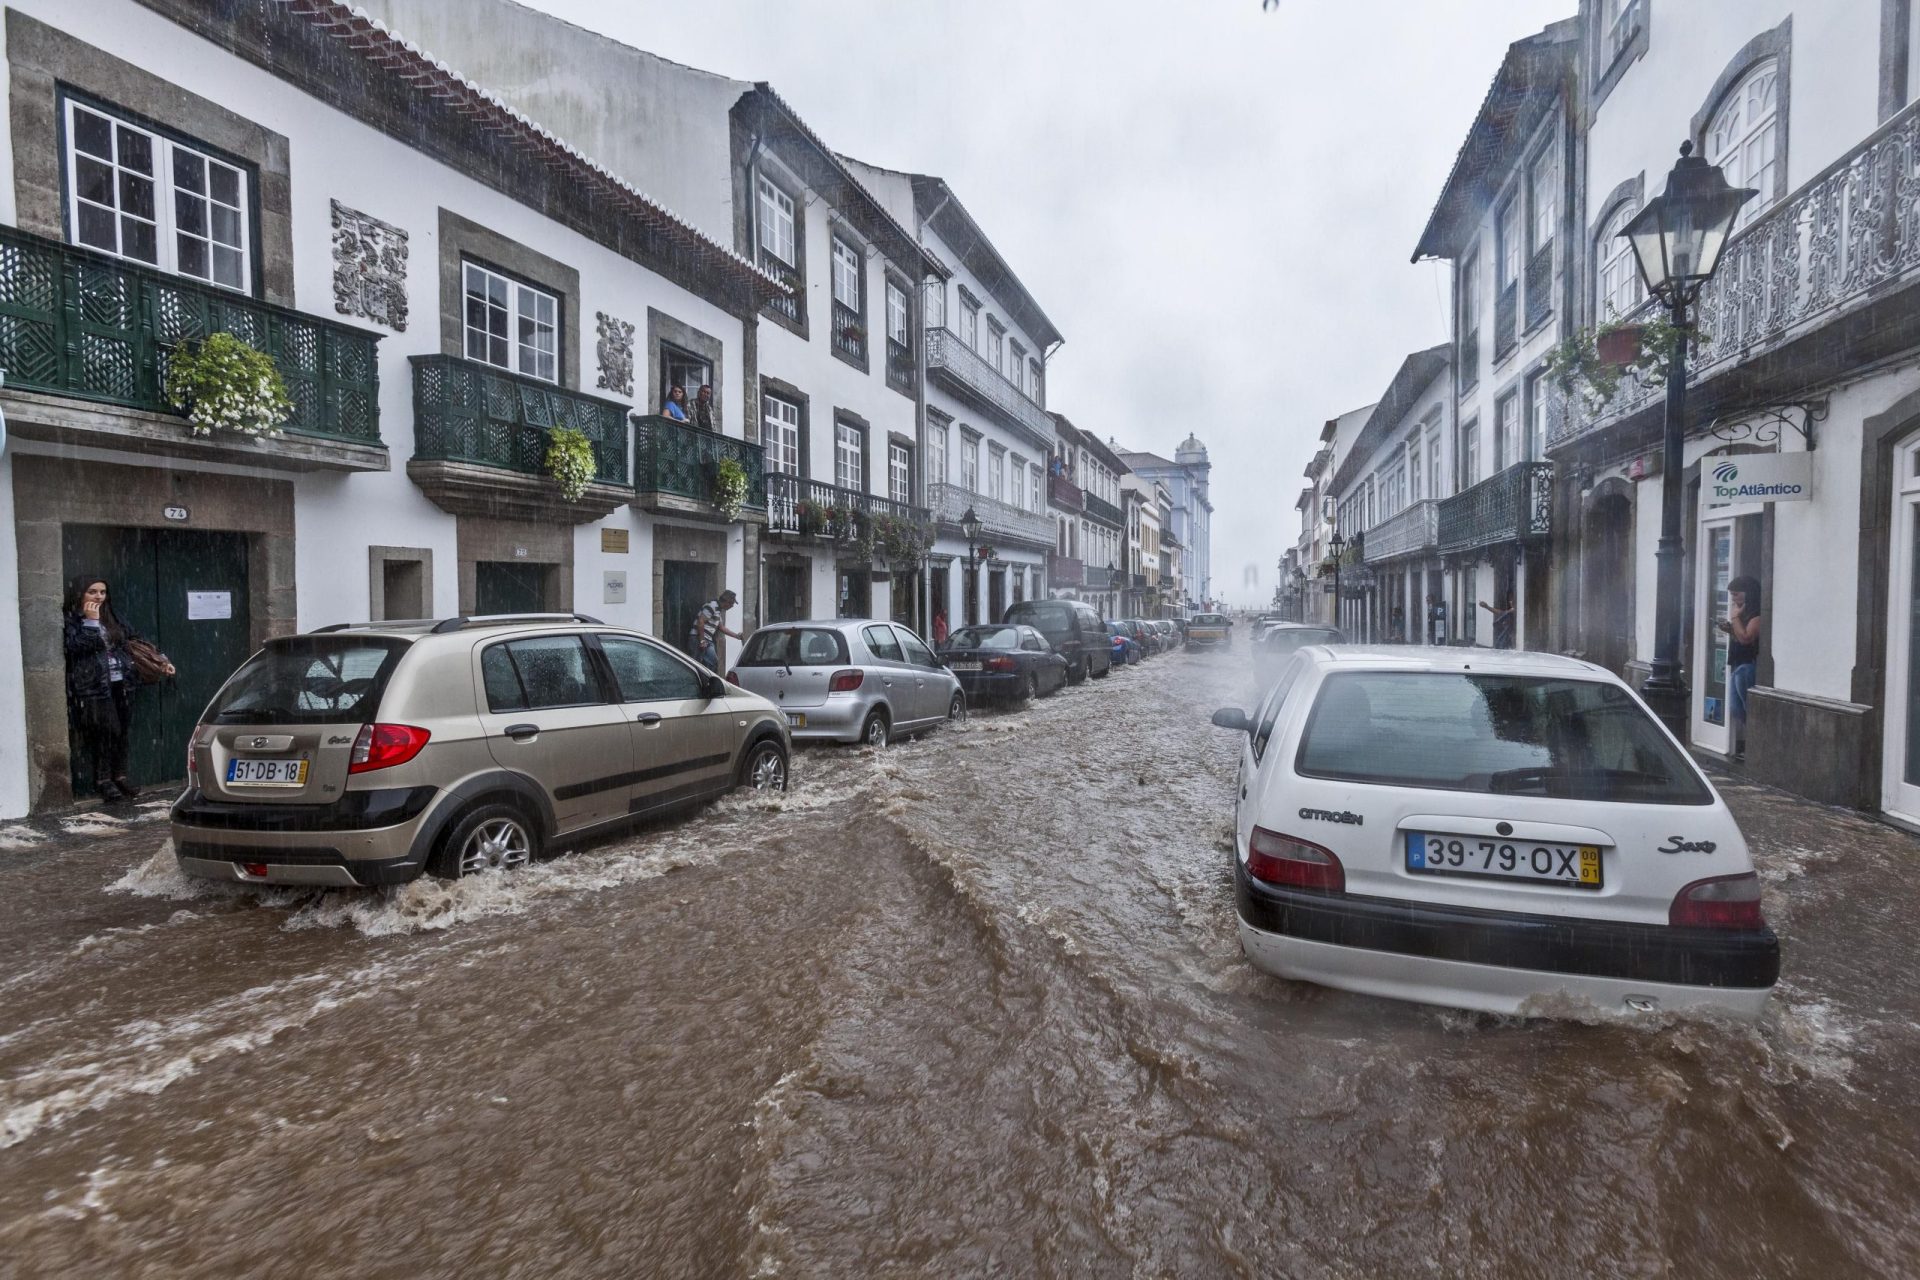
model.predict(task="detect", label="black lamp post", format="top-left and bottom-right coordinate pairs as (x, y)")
top-left (961, 505), bottom-right (982, 626)
top-left (1621, 141), bottom-right (1757, 737)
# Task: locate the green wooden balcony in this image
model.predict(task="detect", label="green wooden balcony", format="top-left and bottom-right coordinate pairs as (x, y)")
top-left (409, 354), bottom-right (631, 523)
top-left (0, 225), bottom-right (384, 469)
top-left (632, 414), bottom-right (766, 523)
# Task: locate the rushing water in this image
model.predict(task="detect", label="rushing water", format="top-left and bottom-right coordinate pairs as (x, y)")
top-left (0, 652), bottom-right (1915, 1278)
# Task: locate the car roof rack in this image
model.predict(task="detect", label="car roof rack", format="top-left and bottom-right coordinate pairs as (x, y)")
top-left (428, 613), bottom-right (605, 634)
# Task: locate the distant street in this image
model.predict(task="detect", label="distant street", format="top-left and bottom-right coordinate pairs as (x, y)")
top-left (2, 650), bottom-right (1916, 1279)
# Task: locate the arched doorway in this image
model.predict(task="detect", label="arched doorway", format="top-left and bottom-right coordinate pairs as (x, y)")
top-left (1581, 487), bottom-right (1633, 674)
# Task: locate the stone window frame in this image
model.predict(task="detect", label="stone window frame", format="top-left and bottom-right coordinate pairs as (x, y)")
top-left (1591, 0), bottom-right (1651, 114)
top-left (647, 307), bottom-right (725, 425)
top-left (460, 257), bottom-right (562, 386)
top-left (1689, 19), bottom-right (1793, 213)
top-left (1585, 173), bottom-right (1648, 329)
top-left (437, 207), bottom-right (581, 389)
top-left (925, 405), bottom-right (953, 491)
top-left (368, 545), bottom-right (434, 621)
top-left (887, 431), bottom-right (916, 506)
top-left (6, 11), bottom-right (293, 303)
top-left (833, 409), bottom-right (871, 495)
top-left (827, 223), bottom-right (869, 375)
top-left (761, 375), bottom-right (810, 480)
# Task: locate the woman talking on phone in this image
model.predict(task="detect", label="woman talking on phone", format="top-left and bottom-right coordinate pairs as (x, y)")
top-left (63, 576), bottom-right (173, 801)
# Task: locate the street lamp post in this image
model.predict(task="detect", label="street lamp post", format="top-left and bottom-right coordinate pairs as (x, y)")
top-left (961, 505), bottom-right (982, 627)
top-left (1621, 141), bottom-right (1756, 737)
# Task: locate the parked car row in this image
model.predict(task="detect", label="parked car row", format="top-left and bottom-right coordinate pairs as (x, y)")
top-left (169, 604), bottom-right (1206, 890)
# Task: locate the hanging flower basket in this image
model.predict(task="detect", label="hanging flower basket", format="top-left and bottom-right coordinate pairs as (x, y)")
top-left (1595, 324), bottom-right (1646, 367)
top-left (546, 425), bottom-right (597, 501)
top-left (163, 332), bottom-right (293, 437)
top-left (711, 456), bottom-right (749, 521)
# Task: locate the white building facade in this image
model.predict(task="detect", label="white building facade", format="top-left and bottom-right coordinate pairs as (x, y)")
top-left (0, 0), bottom-right (777, 815)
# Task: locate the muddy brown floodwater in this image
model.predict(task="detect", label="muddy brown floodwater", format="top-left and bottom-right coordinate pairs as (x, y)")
top-left (1, 650), bottom-right (1917, 1278)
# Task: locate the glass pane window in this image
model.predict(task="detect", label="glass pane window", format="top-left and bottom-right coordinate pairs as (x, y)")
top-left (986, 320), bottom-right (1005, 372)
top-left (831, 238), bottom-right (861, 309)
top-left (889, 442), bottom-right (912, 505)
top-left (1707, 59), bottom-right (1779, 228)
top-left (1497, 199), bottom-right (1522, 288)
top-left (465, 261), bottom-right (559, 383)
top-left (960, 296), bottom-right (979, 349)
top-left (835, 421), bottom-right (863, 492)
top-left (1528, 145), bottom-right (1556, 254)
top-left (1496, 395), bottom-right (1519, 470)
top-left (1460, 254), bottom-right (1482, 333)
top-left (757, 176), bottom-right (795, 265)
top-left (927, 415), bottom-right (949, 489)
top-left (66, 100), bottom-right (252, 289)
top-left (1527, 374), bottom-right (1549, 461)
top-left (925, 280), bottom-right (946, 330)
top-left (1597, 200), bottom-right (1644, 319)
top-left (1409, 440), bottom-right (1424, 501)
top-left (962, 435), bottom-right (979, 492)
top-left (988, 445), bottom-right (1005, 502)
top-left (1030, 465), bottom-right (1043, 513)
top-left (601, 636), bottom-right (702, 703)
top-left (1008, 340), bottom-right (1027, 392)
top-left (763, 395), bottom-right (801, 476)
top-left (886, 280), bottom-right (909, 344)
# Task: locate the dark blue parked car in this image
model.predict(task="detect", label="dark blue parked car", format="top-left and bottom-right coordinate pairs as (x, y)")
top-left (1106, 621), bottom-right (1142, 665)
top-left (937, 624), bottom-right (1069, 702)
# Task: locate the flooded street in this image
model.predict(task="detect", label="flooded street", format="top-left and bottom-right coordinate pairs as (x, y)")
top-left (1, 651), bottom-right (1917, 1279)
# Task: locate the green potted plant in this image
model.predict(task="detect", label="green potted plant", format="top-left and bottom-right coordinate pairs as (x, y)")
top-left (1547, 314), bottom-right (1706, 413)
top-left (163, 331), bottom-right (294, 437)
top-left (546, 425), bottom-right (597, 501)
top-left (711, 456), bottom-right (749, 520)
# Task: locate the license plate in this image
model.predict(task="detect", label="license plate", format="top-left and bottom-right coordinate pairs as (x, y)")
top-left (1406, 832), bottom-right (1602, 889)
top-left (226, 757), bottom-right (308, 787)
top-left (786, 713), bottom-right (807, 729)
top-left (952, 661), bottom-right (982, 672)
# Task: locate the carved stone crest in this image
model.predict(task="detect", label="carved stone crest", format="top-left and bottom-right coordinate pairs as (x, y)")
top-left (596, 311), bottom-right (636, 398)
top-left (330, 199), bottom-right (409, 331)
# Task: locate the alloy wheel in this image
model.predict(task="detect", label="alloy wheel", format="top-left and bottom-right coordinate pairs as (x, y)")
top-left (457, 816), bottom-right (532, 877)
top-left (748, 743), bottom-right (787, 791)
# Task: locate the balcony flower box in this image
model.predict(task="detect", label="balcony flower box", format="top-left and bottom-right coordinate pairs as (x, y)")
top-left (1596, 324), bottom-right (1645, 367)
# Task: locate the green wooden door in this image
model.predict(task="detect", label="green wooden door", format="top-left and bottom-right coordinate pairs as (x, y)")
top-left (663, 560), bottom-right (716, 655)
top-left (476, 560), bottom-right (549, 614)
top-left (63, 525), bottom-right (252, 792)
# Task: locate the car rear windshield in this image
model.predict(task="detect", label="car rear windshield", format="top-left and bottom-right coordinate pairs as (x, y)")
top-left (1193, 614), bottom-right (1227, 626)
top-left (1294, 672), bottom-right (1713, 805)
top-left (205, 637), bottom-right (407, 725)
top-left (949, 626), bottom-right (1020, 650)
top-left (1007, 603), bottom-right (1072, 638)
top-left (739, 628), bottom-right (849, 667)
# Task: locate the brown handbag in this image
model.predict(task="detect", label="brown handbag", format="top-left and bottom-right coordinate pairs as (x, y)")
top-left (123, 636), bottom-right (173, 684)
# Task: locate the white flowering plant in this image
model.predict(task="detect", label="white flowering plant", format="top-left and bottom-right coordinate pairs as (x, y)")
top-left (711, 456), bottom-right (749, 520)
top-left (163, 332), bottom-right (294, 437)
top-left (546, 425), bottom-right (597, 501)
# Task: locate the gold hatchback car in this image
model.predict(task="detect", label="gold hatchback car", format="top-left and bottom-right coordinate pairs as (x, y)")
top-left (171, 615), bottom-right (790, 886)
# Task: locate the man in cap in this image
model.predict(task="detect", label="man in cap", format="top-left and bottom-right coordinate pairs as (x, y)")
top-left (689, 588), bottom-right (742, 673)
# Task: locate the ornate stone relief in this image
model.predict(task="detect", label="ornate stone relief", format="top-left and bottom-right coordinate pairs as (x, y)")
top-left (329, 199), bottom-right (409, 331)
top-left (596, 311), bottom-right (636, 398)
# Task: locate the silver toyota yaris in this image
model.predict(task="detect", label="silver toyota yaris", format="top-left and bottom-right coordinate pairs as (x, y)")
top-left (728, 619), bottom-right (965, 746)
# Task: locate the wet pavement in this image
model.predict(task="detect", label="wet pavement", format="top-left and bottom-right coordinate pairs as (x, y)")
top-left (0, 650), bottom-right (1916, 1279)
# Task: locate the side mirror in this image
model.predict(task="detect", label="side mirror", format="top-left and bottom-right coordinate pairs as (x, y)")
top-left (704, 673), bottom-right (729, 699)
top-left (1210, 707), bottom-right (1252, 733)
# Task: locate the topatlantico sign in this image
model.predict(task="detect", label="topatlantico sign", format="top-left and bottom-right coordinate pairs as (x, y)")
top-left (1706, 452), bottom-right (1812, 506)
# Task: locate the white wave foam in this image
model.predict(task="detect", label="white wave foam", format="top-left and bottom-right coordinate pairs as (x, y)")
top-left (0, 825), bottom-right (45, 850)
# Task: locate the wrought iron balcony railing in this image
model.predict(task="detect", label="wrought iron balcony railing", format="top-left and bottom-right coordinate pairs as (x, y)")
top-left (927, 481), bottom-right (1054, 549)
top-left (925, 327), bottom-right (1053, 448)
top-left (886, 337), bottom-right (915, 393)
top-left (1558, 100), bottom-right (1920, 447)
top-left (1047, 552), bottom-right (1083, 587)
top-left (633, 413), bottom-right (765, 516)
top-left (1363, 498), bottom-right (1440, 563)
top-left (412, 355), bottom-right (628, 485)
top-left (832, 300), bottom-right (865, 364)
top-left (1082, 491), bottom-right (1123, 527)
top-left (1436, 461), bottom-right (1552, 556)
top-left (0, 225), bottom-right (381, 442)
top-left (1493, 281), bottom-right (1518, 360)
top-left (1048, 472), bottom-right (1084, 511)
top-left (765, 471), bottom-right (924, 537)
top-left (759, 250), bottom-right (800, 325)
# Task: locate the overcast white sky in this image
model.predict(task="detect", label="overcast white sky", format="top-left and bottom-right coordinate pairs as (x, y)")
top-left (526, 0), bottom-right (1572, 606)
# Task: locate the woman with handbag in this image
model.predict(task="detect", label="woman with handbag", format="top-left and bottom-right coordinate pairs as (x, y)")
top-left (63, 576), bottom-right (174, 802)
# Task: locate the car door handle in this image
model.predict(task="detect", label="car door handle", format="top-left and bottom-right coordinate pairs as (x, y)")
top-left (504, 723), bottom-right (540, 742)
top-left (635, 712), bottom-right (664, 727)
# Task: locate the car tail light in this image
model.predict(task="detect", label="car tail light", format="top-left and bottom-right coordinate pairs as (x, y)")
top-left (1670, 873), bottom-right (1766, 929)
top-left (1247, 827), bottom-right (1344, 892)
top-left (348, 723), bottom-right (432, 774)
top-left (726, 670), bottom-right (741, 686)
top-left (828, 669), bottom-right (865, 693)
top-left (984, 656), bottom-right (1017, 672)
top-left (186, 729), bottom-right (200, 785)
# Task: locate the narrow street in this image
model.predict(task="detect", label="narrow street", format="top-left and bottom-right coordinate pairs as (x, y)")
top-left (1, 650), bottom-right (1914, 1279)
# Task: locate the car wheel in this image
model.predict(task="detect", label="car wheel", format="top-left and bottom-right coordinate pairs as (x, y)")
top-left (1066, 657), bottom-right (1086, 686)
top-left (739, 738), bottom-right (788, 792)
top-left (860, 707), bottom-right (891, 748)
top-left (948, 691), bottom-right (967, 722)
top-left (431, 802), bottom-right (537, 879)
top-left (1025, 672), bottom-right (1041, 700)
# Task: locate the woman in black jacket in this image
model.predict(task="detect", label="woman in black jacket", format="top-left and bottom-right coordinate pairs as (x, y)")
top-left (64, 576), bottom-right (169, 801)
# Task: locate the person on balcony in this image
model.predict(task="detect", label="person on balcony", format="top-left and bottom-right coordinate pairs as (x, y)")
top-left (663, 384), bottom-right (690, 423)
top-left (694, 384), bottom-right (716, 432)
